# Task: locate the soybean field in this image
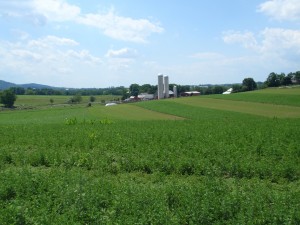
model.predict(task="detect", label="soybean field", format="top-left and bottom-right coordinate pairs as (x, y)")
top-left (0, 89), bottom-right (299, 224)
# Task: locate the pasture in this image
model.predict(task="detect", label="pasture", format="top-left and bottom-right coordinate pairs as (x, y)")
top-left (209, 86), bottom-right (300, 107)
top-left (0, 90), bottom-right (299, 224)
top-left (13, 95), bottom-right (120, 107)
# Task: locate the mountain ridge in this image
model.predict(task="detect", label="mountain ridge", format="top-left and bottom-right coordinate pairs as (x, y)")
top-left (0, 80), bottom-right (58, 90)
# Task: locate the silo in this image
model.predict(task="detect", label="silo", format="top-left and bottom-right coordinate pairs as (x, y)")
top-left (157, 74), bottom-right (164, 99)
top-left (173, 85), bottom-right (177, 98)
top-left (164, 76), bottom-right (169, 98)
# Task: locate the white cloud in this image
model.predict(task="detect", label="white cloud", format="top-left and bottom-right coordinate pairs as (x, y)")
top-left (223, 28), bottom-right (300, 56)
top-left (28, 35), bottom-right (79, 48)
top-left (31, 0), bottom-right (81, 22)
top-left (0, 36), bottom-right (102, 85)
top-left (260, 28), bottom-right (300, 53)
top-left (66, 50), bottom-right (102, 64)
top-left (78, 9), bottom-right (164, 43)
top-left (258, 0), bottom-right (300, 21)
top-left (105, 48), bottom-right (138, 58)
top-left (188, 27), bottom-right (300, 84)
top-left (0, 0), bottom-right (163, 43)
top-left (221, 27), bottom-right (300, 78)
top-left (10, 49), bottom-right (42, 62)
top-left (223, 31), bottom-right (258, 49)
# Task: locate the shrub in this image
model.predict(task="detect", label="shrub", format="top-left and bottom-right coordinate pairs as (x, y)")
top-left (0, 90), bottom-right (17, 108)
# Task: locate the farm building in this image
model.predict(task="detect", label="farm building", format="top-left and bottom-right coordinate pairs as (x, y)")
top-left (223, 88), bottom-right (233, 94)
top-left (181, 91), bottom-right (200, 96)
top-left (138, 93), bottom-right (154, 100)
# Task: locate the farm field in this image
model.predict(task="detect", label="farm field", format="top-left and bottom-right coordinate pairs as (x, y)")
top-left (164, 97), bottom-right (300, 118)
top-left (208, 86), bottom-right (300, 107)
top-left (1, 90), bottom-right (300, 224)
top-left (14, 95), bottom-right (121, 107)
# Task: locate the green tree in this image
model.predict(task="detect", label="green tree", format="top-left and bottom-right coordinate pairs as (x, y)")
top-left (0, 90), bottom-right (17, 108)
top-left (121, 89), bottom-right (130, 100)
top-left (89, 96), bottom-right (96, 102)
top-left (25, 88), bottom-right (36, 95)
top-left (265, 72), bottom-right (280, 87)
top-left (281, 73), bottom-right (292, 86)
top-left (50, 98), bottom-right (54, 105)
top-left (294, 71), bottom-right (300, 84)
top-left (68, 94), bottom-right (82, 104)
top-left (140, 84), bottom-right (152, 93)
top-left (242, 77), bottom-right (257, 91)
top-left (9, 87), bottom-right (25, 95)
top-left (129, 83), bottom-right (140, 97)
top-left (212, 86), bottom-right (224, 94)
top-left (232, 84), bottom-right (242, 93)
top-left (73, 94), bottom-right (82, 103)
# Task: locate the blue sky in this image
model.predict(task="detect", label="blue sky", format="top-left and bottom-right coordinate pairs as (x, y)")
top-left (0, 0), bottom-right (299, 88)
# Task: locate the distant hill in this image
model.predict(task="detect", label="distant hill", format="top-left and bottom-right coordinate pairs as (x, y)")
top-left (18, 83), bottom-right (54, 89)
top-left (0, 80), bottom-right (18, 90)
top-left (0, 80), bottom-right (57, 90)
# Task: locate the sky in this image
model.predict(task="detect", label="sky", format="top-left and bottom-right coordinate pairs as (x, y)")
top-left (0, 0), bottom-right (300, 88)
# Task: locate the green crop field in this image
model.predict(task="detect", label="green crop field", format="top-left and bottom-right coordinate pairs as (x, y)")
top-left (13, 95), bottom-right (121, 107)
top-left (0, 89), bottom-right (299, 224)
top-left (208, 86), bottom-right (300, 107)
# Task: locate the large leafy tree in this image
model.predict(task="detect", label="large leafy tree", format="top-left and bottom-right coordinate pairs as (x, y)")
top-left (294, 71), bottom-right (300, 84)
top-left (265, 72), bottom-right (280, 87)
top-left (242, 77), bottom-right (257, 91)
top-left (281, 73), bottom-right (292, 86)
top-left (140, 84), bottom-right (155, 94)
top-left (0, 89), bottom-right (17, 108)
top-left (129, 83), bottom-right (140, 97)
top-left (213, 85), bottom-right (224, 94)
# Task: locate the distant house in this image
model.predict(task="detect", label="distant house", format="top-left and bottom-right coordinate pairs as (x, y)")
top-left (124, 94), bottom-right (148, 102)
top-left (138, 93), bottom-right (154, 100)
top-left (222, 88), bottom-right (233, 94)
top-left (181, 91), bottom-right (200, 96)
top-left (154, 90), bottom-right (174, 99)
top-left (105, 103), bottom-right (117, 106)
top-left (168, 90), bottom-right (174, 97)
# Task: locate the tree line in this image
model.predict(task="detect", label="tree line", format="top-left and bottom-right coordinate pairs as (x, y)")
top-left (1, 71), bottom-right (299, 108)
top-left (264, 71), bottom-right (300, 87)
top-left (6, 86), bottom-right (127, 96)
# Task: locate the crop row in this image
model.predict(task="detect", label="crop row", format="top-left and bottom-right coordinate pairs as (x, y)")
top-left (0, 100), bottom-right (299, 224)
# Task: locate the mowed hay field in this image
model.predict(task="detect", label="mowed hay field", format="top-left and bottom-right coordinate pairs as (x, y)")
top-left (0, 89), bottom-right (300, 224)
top-left (14, 95), bottom-right (121, 107)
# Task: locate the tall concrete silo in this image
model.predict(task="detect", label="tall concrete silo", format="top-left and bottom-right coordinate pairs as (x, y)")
top-left (164, 76), bottom-right (169, 98)
top-left (157, 74), bottom-right (164, 99)
top-left (173, 85), bottom-right (177, 98)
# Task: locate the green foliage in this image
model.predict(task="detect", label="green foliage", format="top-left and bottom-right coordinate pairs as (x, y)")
top-left (294, 71), bottom-right (300, 83)
top-left (129, 83), bottom-right (140, 97)
top-left (89, 96), bottom-right (96, 102)
top-left (242, 77), bottom-right (257, 91)
top-left (212, 85), bottom-right (224, 94)
top-left (265, 72), bottom-right (281, 87)
top-left (65, 117), bottom-right (78, 125)
top-left (65, 117), bottom-right (114, 125)
top-left (209, 86), bottom-right (300, 107)
top-left (0, 89), bottom-right (17, 108)
top-left (14, 95), bottom-right (119, 107)
top-left (264, 71), bottom-right (299, 87)
top-left (0, 90), bottom-right (299, 223)
top-left (68, 94), bottom-right (82, 104)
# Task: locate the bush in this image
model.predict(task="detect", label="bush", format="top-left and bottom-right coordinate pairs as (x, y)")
top-left (0, 90), bottom-right (17, 108)
top-left (89, 96), bottom-right (96, 102)
top-left (68, 94), bottom-right (82, 104)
